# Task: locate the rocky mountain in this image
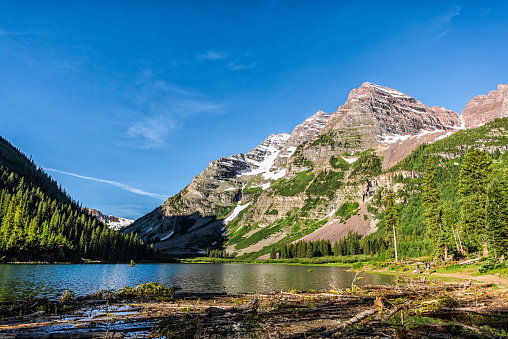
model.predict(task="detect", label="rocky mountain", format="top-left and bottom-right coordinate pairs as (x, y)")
top-left (124, 83), bottom-right (507, 258)
top-left (86, 208), bottom-right (135, 231)
top-left (462, 84), bottom-right (508, 128)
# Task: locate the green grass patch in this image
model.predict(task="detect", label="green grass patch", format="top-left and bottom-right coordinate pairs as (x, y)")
top-left (306, 170), bottom-right (344, 198)
top-left (330, 155), bottom-right (350, 170)
top-left (335, 202), bottom-right (360, 220)
top-left (270, 170), bottom-right (314, 196)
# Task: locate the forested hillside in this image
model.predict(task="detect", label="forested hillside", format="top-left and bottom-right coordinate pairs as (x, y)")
top-left (0, 136), bottom-right (151, 262)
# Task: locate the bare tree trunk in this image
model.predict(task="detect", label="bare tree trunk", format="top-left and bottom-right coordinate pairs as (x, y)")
top-left (482, 239), bottom-right (489, 257)
top-left (451, 226), bottom-right (460, 253)
top-left (455, 224), bottom-right (465, 254)
top-left (393, 226), bottom-right (398, 263)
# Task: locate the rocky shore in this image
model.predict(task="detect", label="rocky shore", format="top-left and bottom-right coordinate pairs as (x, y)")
top-left (0, 278), bottom-right (507, 338)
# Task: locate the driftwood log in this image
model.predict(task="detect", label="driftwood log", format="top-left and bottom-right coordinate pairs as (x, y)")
top-left (206, 298), bottom-right (260, 315)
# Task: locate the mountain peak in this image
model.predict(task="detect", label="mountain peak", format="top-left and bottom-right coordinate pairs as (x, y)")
top-left (462, 84), bottom-right (508, 128)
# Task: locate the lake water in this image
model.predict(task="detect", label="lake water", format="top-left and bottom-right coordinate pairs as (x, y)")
top-left (0, 263), bottom-right (394, 302)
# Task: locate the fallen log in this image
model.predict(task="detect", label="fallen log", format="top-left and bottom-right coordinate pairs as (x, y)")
top-left (459, 258), bottom-right (481, 265)
top-left (206, 298), bottom-right (260, 316)
top-left (0, 310), bottom-right (45, 323)
top-left (318, 307), bottom-right (379, 336)
top-left (383, 305), bottom-right (403, 321)
top-left (438, 306), bottom-right (508, 314)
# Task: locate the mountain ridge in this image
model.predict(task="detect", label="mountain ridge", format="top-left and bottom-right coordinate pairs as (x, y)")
top-left (124, 82), bottom-right (508, 258)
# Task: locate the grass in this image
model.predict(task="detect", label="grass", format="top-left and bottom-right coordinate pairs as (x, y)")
top-left (270, 170), bottom-right (314, 197)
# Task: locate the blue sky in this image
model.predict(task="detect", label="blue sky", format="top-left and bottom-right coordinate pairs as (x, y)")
top-left (1, 1), bottom-right (507, 219)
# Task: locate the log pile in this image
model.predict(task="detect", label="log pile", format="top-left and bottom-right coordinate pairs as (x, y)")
top-left (0, 278), bottom-right (506, 338)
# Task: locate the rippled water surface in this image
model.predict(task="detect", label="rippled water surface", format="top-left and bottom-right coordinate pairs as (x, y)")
top-left (0, 263), bottom-right (393, 301)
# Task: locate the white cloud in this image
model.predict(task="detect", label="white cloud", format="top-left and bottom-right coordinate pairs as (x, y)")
top-left (0, 29), bottom-right (31, 36)
top-left (227, 62), bottom-right (256, 71)
top-left (127, 115), bottom-right (180, 148)
top-left (122, 78), bottom-right (221, 148)
top-left (197, 50), bottom-right (228, 60)
top-left (45, 168), bottom-right (167, 200)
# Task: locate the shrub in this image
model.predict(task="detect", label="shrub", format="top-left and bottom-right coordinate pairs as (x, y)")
top-left (335, 202), bottom-right (360, 220)
top-left (271, 170), bottom-right (314, 196)
top-left (330, 155), bottom-right (350, 170)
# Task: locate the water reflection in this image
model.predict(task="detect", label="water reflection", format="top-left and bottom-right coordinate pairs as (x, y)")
top-left (0, 263), bottom-right (393, 302)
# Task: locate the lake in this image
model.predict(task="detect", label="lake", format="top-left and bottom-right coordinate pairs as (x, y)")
top-left (0, 263), bottom-right (394, 302)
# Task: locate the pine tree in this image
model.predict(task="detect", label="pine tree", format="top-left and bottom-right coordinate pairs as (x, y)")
top-left (421, 157), bottom-right (448, 258)
top-left (270, 246), bottom-right (277, 259)
top-left (486, 171), bottom-right (508, 257)
top-left (384, 190), bottom-right (400, 262)
top-left (458, 148), bottom-right (492, 256)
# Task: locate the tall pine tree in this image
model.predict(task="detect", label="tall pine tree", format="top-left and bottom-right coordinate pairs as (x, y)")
top-left (384, 190), bottom-right (400, 262)
top-left (486, 170), bottom-right (508, 257)
top-left (458, 148), bottom-right (492, 256)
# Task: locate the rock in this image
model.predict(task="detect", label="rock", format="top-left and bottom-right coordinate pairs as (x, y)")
top-left (462, 84), bottom-right (508, 128)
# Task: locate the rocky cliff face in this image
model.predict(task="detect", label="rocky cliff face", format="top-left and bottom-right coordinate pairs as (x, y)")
top-left (322, 82), bottom-right (460, 142)
top-left (462, 84), bottom-right (508, 128)
top-left (275, 111), bottom-right (330, 166)
top-left (286, 82), bottom-right (461, 172)
top-left (125, 82), bottom-right (505, 257)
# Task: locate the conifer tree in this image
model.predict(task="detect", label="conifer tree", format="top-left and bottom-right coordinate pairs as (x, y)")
top-left (486, 171), bottom-right (508, 257)
top-left (384, 190), bottom-right (400, 262)
top-left (270, 246), bottom-right (277, 259)
top-left (421, 157), bottom-right (449, 258)
top-left (458, 148), bottom-right (492, 256)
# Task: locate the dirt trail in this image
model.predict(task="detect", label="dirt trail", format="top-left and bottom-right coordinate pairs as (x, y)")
top-left (430, 271), bottom-right (508, 288)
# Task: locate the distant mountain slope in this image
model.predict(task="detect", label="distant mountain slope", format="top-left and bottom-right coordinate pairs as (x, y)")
top-left (86, 208), bottom-right (135, 231)
top-left (124, 83), bottom-right (508, 259)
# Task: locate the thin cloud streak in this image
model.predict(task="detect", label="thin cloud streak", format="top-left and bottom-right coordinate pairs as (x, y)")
top-left (45, 168), bottom-right (167, 200)
top-left (197, 50), bottom-right (228, 60)
top-left (417, 5), bottom-right (461, 47)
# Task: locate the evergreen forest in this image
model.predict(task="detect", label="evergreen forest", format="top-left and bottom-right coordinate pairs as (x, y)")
top-left (0, 136), bottom-right (152, 262)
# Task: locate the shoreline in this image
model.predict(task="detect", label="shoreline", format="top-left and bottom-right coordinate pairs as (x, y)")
top-left (0, 279), bottom-right (506, 338)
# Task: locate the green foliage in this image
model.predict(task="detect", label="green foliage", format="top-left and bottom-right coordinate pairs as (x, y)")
top-left (486, 172), bottom-right (508, 257)
top-left (384, 190), bottom-right (400, 261)
top-left (115, 282), bottom-right (181, 299)
top-left (351, 262), bottom-right (363, 270)
top-left (421, 157), bottom-right (448, 256)
top-left (60, 289), bottom-right (74, 302)
top-left (300, 198), bottom-right (325, 217)
top-left (265, 208), bottom-right (278, 215)
top-left (305, 170), bottom-right (344, 198)
top-left (234, 216), bottom-right (295, 251)
top-left (459, 148), bottom-right (492, 253)
top-left (291, 142), bottom-right (314, 168)
top-left (206, 248), bottom-right (233, 258)
top-left (0, 137), bottom-right (152, 262)
top-left (243, 187), bottom-right (262, 195)
top-left (335, 202), bottom-right (360, 220)
top-left (270, 170), bottom-right (314, 197)
top-left (479, 257), bottom-right (507, 274)
top-left (309, 132), bottom-right (337, 148)
top-left (349, 151), bottom-right (382, 177)
top-left (330, 155), bottom-right (350, 170)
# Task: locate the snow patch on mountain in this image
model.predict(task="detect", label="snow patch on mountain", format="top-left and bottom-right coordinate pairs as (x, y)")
top-left (236, 133), bottom-right (290, 179)
top-left (224, 202), bottom-right (251, 225)
top-left (435, 131), bottom-right (454, 141)
top-left (381, 128), bottom-right (446, 144)
top-left (343, 157), bottom-right (358, 164)
top-left (160, 230), bottom-right (174, 241)
top-left (108, 217), bottom-right (136, 231)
